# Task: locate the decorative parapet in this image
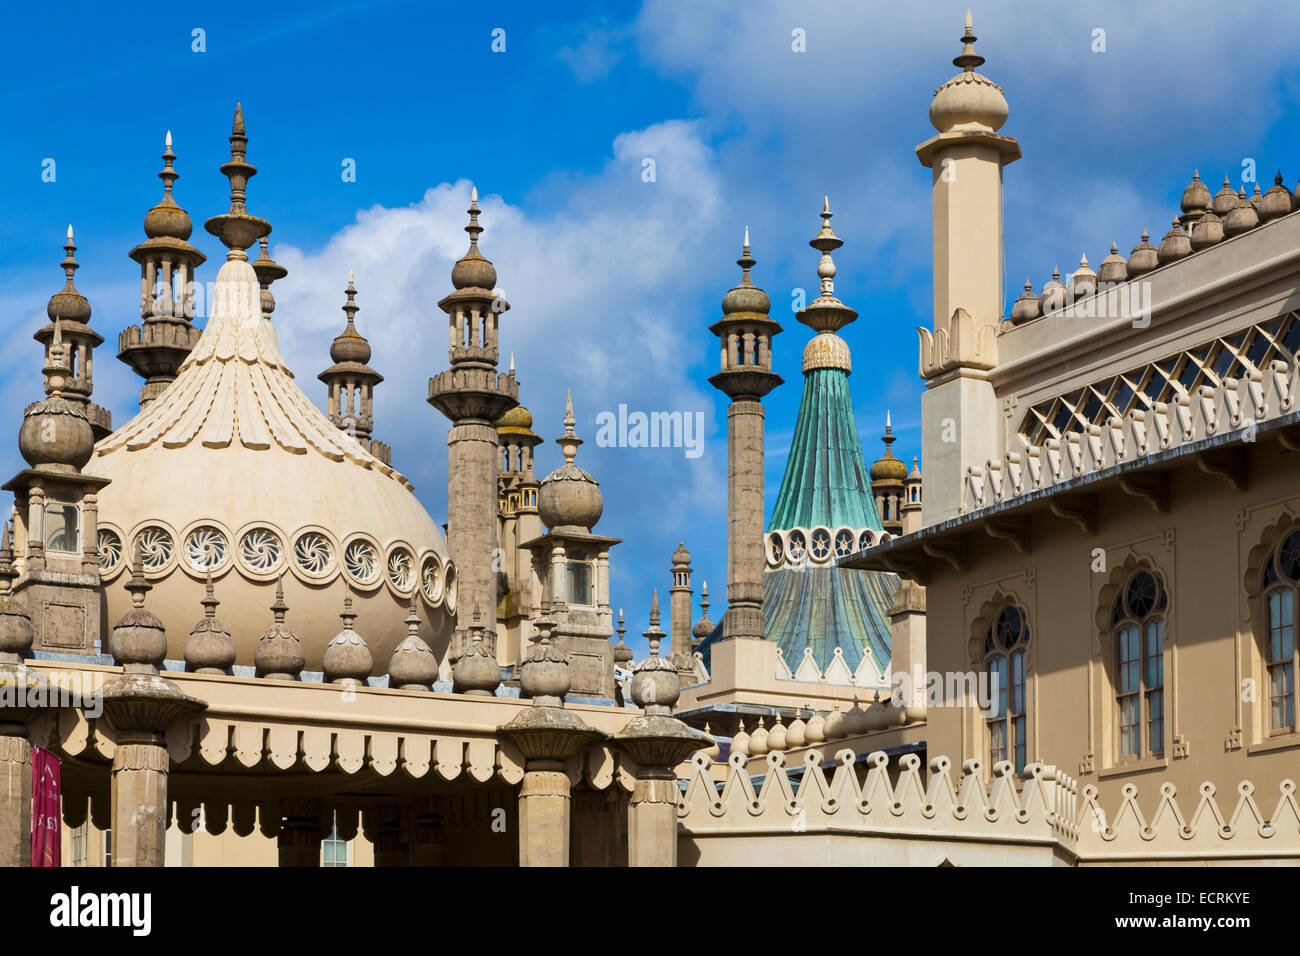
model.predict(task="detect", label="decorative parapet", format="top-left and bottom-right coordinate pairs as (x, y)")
top-left (777, 645), bottom-right (886, 687)
top-left (680, 750), bottom-right (1076, 852)
top-left (969, 357), bottom-right (1298, 510)
top-left (766, 525), bottom-right (891, 569)
top-left (678, 747), bottom-right (1300, 864)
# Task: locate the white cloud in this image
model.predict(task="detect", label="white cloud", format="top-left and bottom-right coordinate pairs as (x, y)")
top-left (267, 120), bottom-right (731, 607)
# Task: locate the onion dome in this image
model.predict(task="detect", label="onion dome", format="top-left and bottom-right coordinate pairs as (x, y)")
top-left (767, 713), bottom-right (788, 751)
top-left (721, 226), bottom-right (772, 315)
top-left (613, 608), bottom-right (634, 665)
top-left (1067, 253), bottom-right (1096, 300)
top-left (748, 716), bottom-right (769, 756)
top-left (1157, 219), bottom-right (1192, 264)
top-left (204, 104), bottom-right (272, 258)
top-left (843, 695), bottom-right (869, 735)
top-left (1179, 170), bottom-right (1211, 222)
top-left (1224, 190), bottom-right (1260, 238)
top-left (452, 604), bottom-right (501, 696)
top-left (1038, 267), bottom-right (1066, 314)
top-left (929, 12), bottom-right (1008, 134)
top-left (184, 571), bottom-right (235, 675)
top-left (630, 589), bottom-right (680, 715)
top-left (329, 272), bottom-right (372, 364)
top-left (824, 703), bottom-right (845, 739)
top-left (1009, 279), bottom-right (1041, 324)
top-left (805, 708), bottom-right (826, 744)
top-left (252, 237), bottom-right (288, 318)
top-left (1257, 171), bottom-right (1293, 224)
top-left (731, 719), bottom-right (750, 757)
top-left (1211, 175), bottom-right (1239, 217)
top-left (538, 390), bottom-right (603, 532)
top-left (702, 723), bottom-right (721, 760)
top-left (672, 541), bottom-right (691, 566)
top-left (450, 187), bottom-right (498, 291)
top-left (387, 599), bottom-right (438, 691)
top-left (255, 577), bottom-right (305, 681)
top-left (1249, 184), bottom-right (1263, 207)
top-left (495, 404), bottom-right (535, 436)
top-left (19, 320), bottom-right (93, 472)
top-left (802, 331), bottom-right (852, 372)
top-left (1097, 242), bottom-right (1128, 284)
top-left (46, 225), bottom-right (91, 326)
top-left (869, 411), bottom-right (908, 482)
top-left (143, 132), bottom-right (194, 241)
top-left (691, 582), bottom-right (714, 641)
top-left (322, 595), bottom-right (373, 686)
top-left (1190, 207), bottom-right (1224, 251)
top-left (1127, 229), bottom-right (1159, 278)
top-left (109, 548), bottom-right (167, 672)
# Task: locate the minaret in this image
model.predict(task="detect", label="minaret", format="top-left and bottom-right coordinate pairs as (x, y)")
top-left (901, 457), bottom-right (923, 534)
top-left (121, 131), bottom-right (208, 410)
top-left (691, 582), bottom-right (714, 652)
top-left (494, 382), bottom-right (544, 664)
top-left (869, 412), bottom-right (908, 536)
top-left (915, 12), bottom-right (1019, 523)
top-left (668, 541), bottom-right (693, 671)
top-left (38, 227), bottom-right (111, 440)
top-left (318, 272), bottom-right (388, 463)
top-left (252, 236), bottom-right (288, 320)
top-left (428, 188), bottom-right (519, 658)
top-left (708, 228), bottom-right (782, 641)
top-left (3, 303), bottom-right (111, 654)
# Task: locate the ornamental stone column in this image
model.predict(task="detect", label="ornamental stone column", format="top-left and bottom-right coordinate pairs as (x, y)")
top-left (708, 230), bottom-right (781, 641)
top-left (497, 615), bottom-right (603, 867)
top-left (428, 189), bottom-right (518, 663)
top-left (612, 591), bottom-right (713, 867)
top-left (100, 551), bottom-right (205, 867)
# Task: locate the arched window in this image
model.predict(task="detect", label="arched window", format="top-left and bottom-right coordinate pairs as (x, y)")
top-left (1262, 531), bottom-right (1299, 734)
top-left (1111, 570), bottom-right (1166, 759)
top-left (983, 605), bottom-right (1030, 773)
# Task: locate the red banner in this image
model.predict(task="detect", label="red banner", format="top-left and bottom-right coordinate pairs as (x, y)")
top-left (31, 746), bottom-right (60, 867)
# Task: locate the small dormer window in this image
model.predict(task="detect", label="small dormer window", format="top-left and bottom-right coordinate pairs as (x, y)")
top-left (43, 501), bottom-right (80, 554)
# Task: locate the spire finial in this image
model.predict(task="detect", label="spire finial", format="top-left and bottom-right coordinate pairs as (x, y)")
top-left (202, 566), bottom-right (218, 619)
top-left (340, 592), bottom-right (356, 630)
top-left (643, 589), bottom-right (665, 656)
top-left (342, 271), bottom-right (359, 328)
top-left (557, 388), bottom-right (582, 464)
top-left (811, 197), bottom-right (843, 297)
top-left (617, 607), bottom-right (626, 641)
top-left (126, 541), bottom-right (151, 610)
top-left (204, 101), bottom-right (270, 259)
top-left (650, 587), bottom-right (660, 626)
top-left (61, 226), bottom-right (79, 291)
top-left (271, 573), bottom-right (288, 624)
top-left (466, 186), bottom-right (483, 247)
top-left (160, 130), bottom-right (178, 202)
top-left (954, 9), bottom-right (984, 70)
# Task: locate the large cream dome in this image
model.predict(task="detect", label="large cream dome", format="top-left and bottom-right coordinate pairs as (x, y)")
top-left (93, 256), bottom-right (455, 671)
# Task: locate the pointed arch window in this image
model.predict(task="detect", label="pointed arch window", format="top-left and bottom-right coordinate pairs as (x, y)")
top-left (1112, 570), bottom-right (1166, 759)
top-left (983, 605), bottom-right (1029, 773)
top-left (1262, 531), bottom-right (1299, 734)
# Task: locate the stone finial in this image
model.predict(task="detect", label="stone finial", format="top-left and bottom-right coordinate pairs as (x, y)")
top-left (255, 574), bottom-right (305, 680)
top-left (252, 236), bottom-right (288, 318)
top-left (731, 718), bottom-right (751, 756)
top-left (184, 567), bottom-right (235, 675)
top-left (702, 722), bottom-right (721, 760)
top-left (631, 589), bottom-right (679, 715)
top-left (323, 594), bottom-right (373, 686)
top-left (954, 9), bottom-right (984, 71)
top-left (749, 715), bottom-right (769, 755)
top-left (109, 543), bottom-right (167, 674)
top-left (519, 614), bottom-right (571, 706)
top-left (613, 607), bottom-right (633, 665)
top-left (692, 582), bottom-right (714, 643)
top-left (387, 598), bottom-right (438, 691)
top-left (453, 601), bottom-right (500, 696)
top-left (557, 389), bottom-right (582, 464)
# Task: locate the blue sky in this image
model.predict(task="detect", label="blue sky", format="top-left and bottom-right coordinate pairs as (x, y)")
top-left (4, 1), bottom-right (1300, 655)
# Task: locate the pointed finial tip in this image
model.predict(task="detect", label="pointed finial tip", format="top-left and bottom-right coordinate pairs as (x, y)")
top-left (823, 195), bottom-right (830, 213)
top-left (165, 130), bottom-right (172, 148)
top-left (471, 185), bottom-right (478, 203)
top-left (66, 224), bottom-right (73, 241)
top-left (348, 269), bottom-right (354, 284)
top-left (509, 351), bottom-right (515, 372)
